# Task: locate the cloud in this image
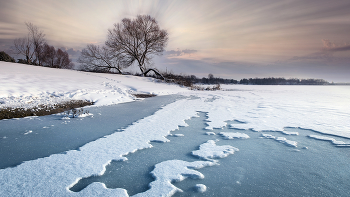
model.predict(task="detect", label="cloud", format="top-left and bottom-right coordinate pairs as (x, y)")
top-left (288, 39), bottom-right (350, 63)
top-left (322, 39), bottom-right (350, 52)
top-left (164, 49), bottom-right (198, 57)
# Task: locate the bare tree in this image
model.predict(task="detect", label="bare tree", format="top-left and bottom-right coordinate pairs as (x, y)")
top-left (13, 37), bottom-right (34, 64)
top-left (26, 22), bottom-right (45, 65)
top-left (13, 22), bottom-right (45, 65)
top-left (55, 48), bottom-right (72, 69)
top-left (42, 43), bottom-right (56, 67)
top-left (78, 44), bottom-right (124, 73)
top-left (105, 15), bottom-right (168, 78)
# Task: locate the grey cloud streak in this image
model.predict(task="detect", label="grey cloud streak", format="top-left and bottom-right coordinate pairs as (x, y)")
top-left (164, 49), bottom-right (198, 57)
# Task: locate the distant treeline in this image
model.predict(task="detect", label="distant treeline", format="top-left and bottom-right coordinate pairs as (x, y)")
top-left (239, 77), bottom-right (329, 85)
top-left (187, 75), bottom-right (329, 85)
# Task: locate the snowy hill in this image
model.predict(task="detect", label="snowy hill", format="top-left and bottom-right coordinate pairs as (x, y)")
top-left (0, 62), bottom-right (188, 109)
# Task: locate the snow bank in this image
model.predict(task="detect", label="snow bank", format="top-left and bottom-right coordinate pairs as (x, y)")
top-left (0, 62), bottom-right (188, 109)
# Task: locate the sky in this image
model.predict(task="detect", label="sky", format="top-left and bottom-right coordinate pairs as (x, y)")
top-left (0, 0), bottom-right (349, 82)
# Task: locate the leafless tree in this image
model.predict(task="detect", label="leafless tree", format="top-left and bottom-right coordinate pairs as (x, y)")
top-left (13, 37), bottom-right (34, 64)
top-left (78, 44), bottom-right (124, 73)
top-left (105, 15), bottom-right (168, 78)
top-left (13, 22), bottom-right (45, 65)
top-left (55, 48), bottom-right (72, 69)
top-left (26, 22), bottom-right (45, 65)
top-left (42, 43), bottom-right (56, 67)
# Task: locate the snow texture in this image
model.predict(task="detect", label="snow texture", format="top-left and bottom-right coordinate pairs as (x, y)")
top-left (0, 62), bottom-right (188, 109)
top-left (261, 134), bottom-right (298, 147)
top-left (23, 130), bottom-right (32, 135)
top-left (192, 140), bottom-right (239, 161)
top-left (205, 132), bottom-right (216, 135)
top-left (172, 134), bottom-right (184, 137)
top-left (308, 135), bottom-right (349, 146)
top-left (260, 133), bottom-right (276, 139)
top-left (133, 160), bottom-right (215, 197)
top-left (275, 137), bottom-right (298, 147)
top-left (219, 132), bottom-right (250, 139)
top-left (194, 184), bottom-right (207, 193)
top-left (281, 131), bottom-right (299, 135)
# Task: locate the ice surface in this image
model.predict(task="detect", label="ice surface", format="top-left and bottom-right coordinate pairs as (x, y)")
top-left (192, 140), bottom-right (239, 161)
top-left (0, 98), bottom-right (203, 196)
top-left (205, 132), bottom-right (216, 135)
top-left (133, 160), bottom-right (215, 197)
top-left (219, 132), bottom-right (250, 139)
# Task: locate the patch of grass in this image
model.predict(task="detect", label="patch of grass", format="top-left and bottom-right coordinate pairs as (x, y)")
top-left (190, 84), bottom-right (221, 91)
top-left (0, 100), bottom-right (94, 120)
top-left (132, 94), bottom-right (157, 98)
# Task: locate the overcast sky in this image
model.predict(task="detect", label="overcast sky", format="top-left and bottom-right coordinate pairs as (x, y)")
top-left (1, 0), bottom-right (350, 82)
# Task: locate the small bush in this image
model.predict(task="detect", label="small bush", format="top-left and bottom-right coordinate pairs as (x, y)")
top-left (132, 94), bottom-right (157, 98)
top-left (191, 84), bottom-right (221, 91)
top-left (0, 51), bottom-right (15, 62)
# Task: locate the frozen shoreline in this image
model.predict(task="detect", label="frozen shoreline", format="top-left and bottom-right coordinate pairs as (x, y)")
top-left (1, 62), bottom-right (350, 196)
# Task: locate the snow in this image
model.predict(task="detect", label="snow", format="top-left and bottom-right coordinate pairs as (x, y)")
top-left (219, 132), bottom-right (250, 139)
top-left (205, 132), bottom-right (216, 135)
top-left (282, 131), bottom-right (299, 135)
top-left (133, 160), bottom-right (215, 197)
top-left (172, 134), bottom-right (184, 137)
top-left (260, 133), bottom-right (276, 139)
top-left (194, 184), bottom-right (207, 193)
top-left (308, 135), bottom-right (349, 146)
top-left (1, 62), bottom-right (350, 196)
top-left (261, 134), bottom-right (298, 147)
top-left (23, 130), bottom-right (32, 135)
top-left (275, 137), bottom-right (298, 147)
top-left (0, 62), bottom-right (188, 109)
top-left (192, 140), bottom-right (239, 161)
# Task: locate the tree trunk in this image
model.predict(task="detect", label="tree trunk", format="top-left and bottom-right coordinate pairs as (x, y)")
top-left (142, 68), bottom-right (165, 80)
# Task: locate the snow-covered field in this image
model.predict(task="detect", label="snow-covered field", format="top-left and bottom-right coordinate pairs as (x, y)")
top-left (1, 62), bottom-right (350, 196)
top-left (0, 62), bottom-right (188, 109)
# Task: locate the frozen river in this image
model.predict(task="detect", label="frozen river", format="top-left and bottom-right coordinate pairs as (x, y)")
top-left (1, 85), bottom-right (350, 196)
top-left (0, 95), bottom-right (183, 169)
